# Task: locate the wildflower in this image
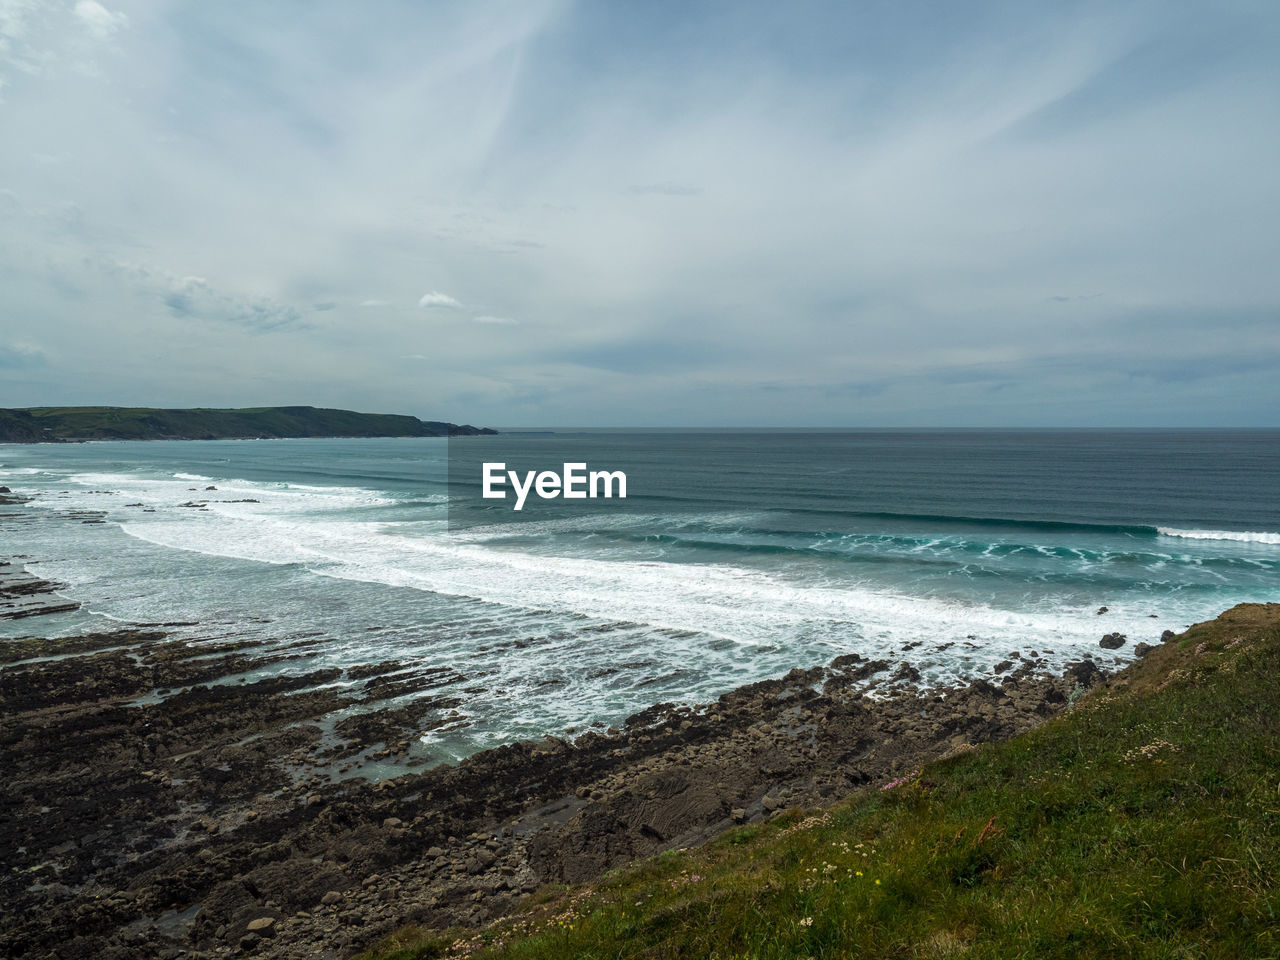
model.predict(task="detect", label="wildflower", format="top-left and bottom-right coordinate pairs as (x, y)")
top-left (875, 879), bottom-right (881, 885)
top-left (799, 917), bottom-right (814, 927)
top-left (1122, 740), bottom-right (1178, 763)
top-left (880, 769), bottom-right (920, 790)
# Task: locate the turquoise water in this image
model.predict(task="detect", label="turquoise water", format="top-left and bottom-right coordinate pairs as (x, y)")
top-left (2, 431), bottom-right (1276, 762)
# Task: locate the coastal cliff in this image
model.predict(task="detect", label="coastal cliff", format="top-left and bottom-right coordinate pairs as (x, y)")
top-left (0, 406), bottom-right (497, 442)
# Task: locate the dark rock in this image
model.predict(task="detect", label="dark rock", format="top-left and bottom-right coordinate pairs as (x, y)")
top-left (828, 653), bottom-right (865, 670)
top-left (1064, 659), bottom-right (1106, 688)
top-left (830, 658), bottom-right (891, 683)
top-left (1096, 606), bottom-right (1108, 615)
top-left (1160, 630), bottom-right (1176, 642)
top-left (1099, 633), bottom-right (1126, 649)
top-left (1134, 643), bottom-right (1154, 658)
top-left (892, 663), bottom-right (922, 683)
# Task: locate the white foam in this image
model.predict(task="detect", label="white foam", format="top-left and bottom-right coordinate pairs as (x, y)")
top-left (108, 501), bottom-right (1161, 687)
top-left (59, 470), bottom-right (397, 510)
top-left (13, 460), bottom-right (1258, 753)
top-left (1158, 527), bottom-right (1280, 546)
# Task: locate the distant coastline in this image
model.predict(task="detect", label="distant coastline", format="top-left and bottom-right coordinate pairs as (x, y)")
top-left (0, 405), bottom-right (497, 443)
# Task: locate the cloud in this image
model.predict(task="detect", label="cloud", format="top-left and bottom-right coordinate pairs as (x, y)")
top-left (0, 1), bottom-right (1276, 424)
top-left (160, 275), bottom-right (303, 333)
top-left (0, 343), bottom-right (47, 369)
top-left (0, 0), bottom-right (127, 97)
top-left (626, 182), bottom-right (704, 197)
top-left (561, 336), bottom-right (716, 373)
top-left (418, 291), bottom-right (461, 308)
top-left (73, 1), bottom-right (126, 40)
top-left (0, 0), bottom-right (55, 83)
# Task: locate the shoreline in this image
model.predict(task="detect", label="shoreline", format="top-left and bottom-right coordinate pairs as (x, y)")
top-left (1, 595), bottom-right (1118, 959)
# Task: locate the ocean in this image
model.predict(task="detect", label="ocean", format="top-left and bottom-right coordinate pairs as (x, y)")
top-left (2, 430), bottom-right (1276, 764)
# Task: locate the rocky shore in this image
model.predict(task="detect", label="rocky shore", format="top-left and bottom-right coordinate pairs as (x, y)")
top-left (0, 487), bottom-right (88, 620)
top-left (1, 593), bottom-right (1115, 960)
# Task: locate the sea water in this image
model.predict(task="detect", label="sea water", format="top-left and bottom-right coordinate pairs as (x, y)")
top-left (1, 430), bottom-right (1276, 763)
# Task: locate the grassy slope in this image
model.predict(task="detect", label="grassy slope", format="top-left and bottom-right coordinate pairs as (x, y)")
top-left (362, 604), bottom-right (1280, 960)
top-left (0, 406), bottom-right (477, 440)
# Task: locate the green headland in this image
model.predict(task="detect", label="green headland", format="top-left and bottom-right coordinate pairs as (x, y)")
top-left (0, 406), bottom-right (496, 442)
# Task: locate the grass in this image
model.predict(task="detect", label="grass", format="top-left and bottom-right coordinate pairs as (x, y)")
top-left (357, 603), bottom-right (1280, 960)
top-left (0, 405), bottom-right (474, 440)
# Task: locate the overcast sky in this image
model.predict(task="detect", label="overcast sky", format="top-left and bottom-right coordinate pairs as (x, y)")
top-left (1, 1), bottom-right (1277, 426)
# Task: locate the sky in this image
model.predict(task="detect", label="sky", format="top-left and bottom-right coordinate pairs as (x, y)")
top-left (1, 0), bottom-right (1277, 427)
